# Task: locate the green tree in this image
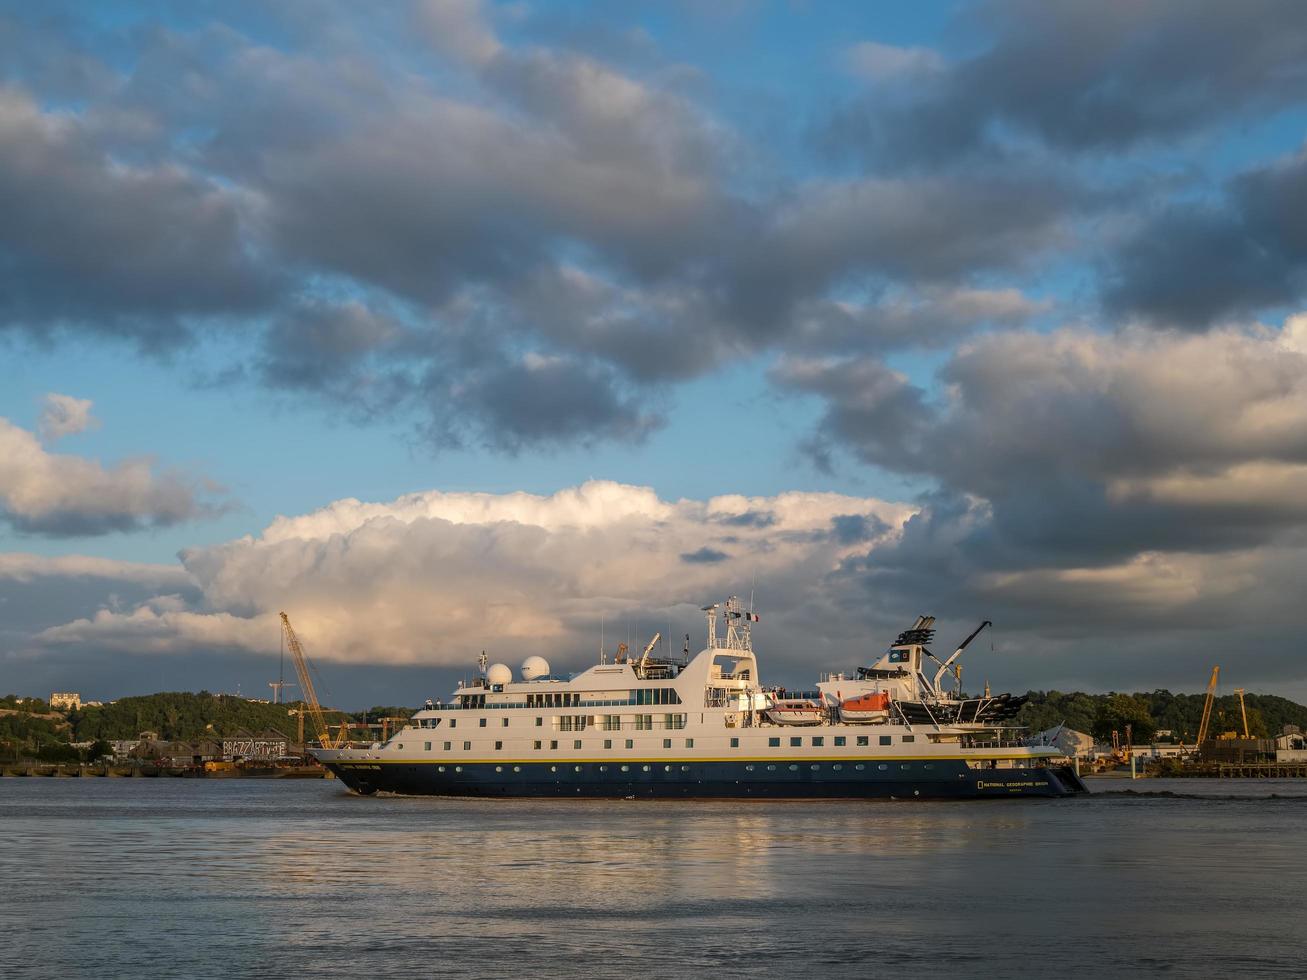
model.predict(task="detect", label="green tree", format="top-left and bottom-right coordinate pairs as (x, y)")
top-left (1093, 693), bottom-right (1157, 742)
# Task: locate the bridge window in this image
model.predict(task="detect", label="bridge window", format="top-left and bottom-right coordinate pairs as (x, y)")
top-left (879, 736), bottom-right (892, 746)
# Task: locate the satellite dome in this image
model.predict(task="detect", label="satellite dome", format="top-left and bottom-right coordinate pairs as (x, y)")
top-left (486, 663), bottom-right (513, 686)
top-left (521, 655), bottom-right (550, 681)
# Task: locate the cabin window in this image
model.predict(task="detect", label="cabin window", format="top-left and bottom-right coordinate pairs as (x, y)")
top-left (902, 735), bottom-right (915, 743)
top-left (879, 736), bottom-right (892, 746)
top-left (454, 766), bottom-right (462, 772)
top-left (665, 714), bottom-right (686, 730)
top-left (424, 742), bottom-right (431, 751)
top-left (494, 741), bottom-right (502, 750)
top-left (536, 717), bottom-right (543, 727)
top-left (550, 740), bottom-right (558, 749)
top-left (479, 718), bottom-right (486, 728)
top-left (769, 737), bottom-right (780, 747)
top-left (443, 741), bottom-right (451, 751)
top-left (635, 714), bottom-right (653, 731)
top-left (685, 739), bottom-right (694, 748)
top-left (450, 720), bottom-right (456, 729)
top-left (599, 766), bottom-right (607, 772)
top-left (790, 737), bottom-right (801, 747)
top-left (730, 737), bottom-right (739, 748)
top-left (604, 739), bottom-right (613, 749)
top-left (856, 736), bottom-right (869, 747)
top-left (642, 765), bottom-right (651, 772)
top-left (834, 736), bottom-right (846, 747)
top-left (663, 738), bottom-right (672, 748)
top-left (463, 741), bottom-right (471, 750)
top-left (501, 718), bottom-right (509, 727)
top-left (625, 739), bottom-right (634, 749)
top-left (397, 744), bottom-right (403, 750)
top-left (533, 741), bottom-right (541, 750)
top-left (603, 715), bottom-right (622, 731)
top-left (878, 764), bottom-right (888, 771)
top-left (513, 766), bottom-right (521, 773)
top-left (573, 740), bottom-right (582, 750)
top-left (811, 737), bottom-right (824, 747)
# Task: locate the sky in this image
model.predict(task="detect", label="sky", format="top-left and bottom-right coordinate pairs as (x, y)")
top-left (4, 0), bottom-right (1307, 708)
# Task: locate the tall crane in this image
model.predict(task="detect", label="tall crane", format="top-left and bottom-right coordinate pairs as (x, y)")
top-left (1195, 666), bottom-right (1220, 747)
top-left (279, 611), bottom-right (338, 749)
top-left (1234, 687), bottom-right (1250, 739)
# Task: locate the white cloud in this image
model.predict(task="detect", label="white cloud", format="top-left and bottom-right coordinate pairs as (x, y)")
top-left (844, 41), bottom-right (945, 83)
top-left (0, 415), bottom-right (223, 536)
top-left (0, 552), bottom-right (193, 589)
top-left (36, 481), bottom-right (915, 670)
top-left (37, 393), bottom-right (98, 441)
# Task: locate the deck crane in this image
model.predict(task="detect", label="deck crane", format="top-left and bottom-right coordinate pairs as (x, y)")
top-left (1195, 666), bottom-right (1220, 748)
top-left (279, 611), bottom-right (347, 749)
top-left (1234, 688), bottom-right (1250, 739)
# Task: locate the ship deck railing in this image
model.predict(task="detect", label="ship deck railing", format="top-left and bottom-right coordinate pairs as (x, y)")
top-left (422, 697), bottom-right (681, 711)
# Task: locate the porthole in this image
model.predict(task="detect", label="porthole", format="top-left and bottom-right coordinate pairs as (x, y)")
top-left (574, 765), bottom-right (582, 772)
top-left (810, 764), bottom-right (820, 771)
top-left (513, 766), bottom-right (522, 773)
top-left (642, 765), bottom-right (651, 772)
top-left (550, 765), bottom-right (558, 773)
top-left (681, 765), bottom-right (690, 772)
top-left (854, 764), bottom-right (865, 771)
top-left (766, 765), bottom-right (777, 771)
top-left (901, 764), bottom-right (911, 770)
top-left (397, 744), bottom-right (403, 750)
top-left (745, 765), bottom-right (755, 772)
top-left (832, 764), bottom-right (842, 771)
top-left (665, 765), bottom-right (673, 772)
top-left (437, 766), bottom-right (445, 773)
top-left (878, 764), bottom-right (888, 771)
top-left (454, 766), bottom-right (462, 773)
top-left (788, 764), bottom-right (798, 771)
top-left (495, 766), bottom-right (503, 773)
top-left (924, 764), bottom-right (934, 770)
top-left (620, 765), bottom-right (630, 772)
top-left (599, 765), bottom-right (608, 772)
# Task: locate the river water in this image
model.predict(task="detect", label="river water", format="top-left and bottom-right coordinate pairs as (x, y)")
top-left (1, 777), bottom-right (1304, 979)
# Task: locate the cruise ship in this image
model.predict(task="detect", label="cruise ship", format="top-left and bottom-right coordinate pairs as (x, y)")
top-left (312, 598), bottom-right (1087, 799)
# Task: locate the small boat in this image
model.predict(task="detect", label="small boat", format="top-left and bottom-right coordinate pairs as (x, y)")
top-left (839, 691), bottom-right (891, 724)
top-left (765, 699), bottom-right (825, 726)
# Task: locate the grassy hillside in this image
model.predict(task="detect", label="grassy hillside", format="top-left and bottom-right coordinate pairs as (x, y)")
top-left (67, 692), bottom-right (353, 742)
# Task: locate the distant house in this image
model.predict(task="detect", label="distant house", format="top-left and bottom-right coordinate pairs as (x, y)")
top-left (221, 729), bottom-right (290, 761)
top-left (1276, 730), bottom-right (1307, 763)
top-left (49, 692), bottom-right (82, 711)
top-left (1033, 727), bottom-right (1095, 758)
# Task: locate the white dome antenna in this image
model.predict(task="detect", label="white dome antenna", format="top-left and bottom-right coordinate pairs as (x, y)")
top-left (521, 656), bottom-right (550, 681)
top-left (486, 663), bottom-right (512, 686)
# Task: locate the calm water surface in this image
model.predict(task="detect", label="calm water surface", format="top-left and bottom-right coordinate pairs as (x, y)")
top-left (1, 777), bottom-right (1304, 979)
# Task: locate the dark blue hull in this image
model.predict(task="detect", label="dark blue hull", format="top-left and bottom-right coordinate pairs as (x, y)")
top-left (325, 758), bottom-right (1088, 799)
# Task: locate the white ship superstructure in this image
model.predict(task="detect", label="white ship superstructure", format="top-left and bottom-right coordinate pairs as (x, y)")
top-left (312, 598), bottom-right (1086, 799)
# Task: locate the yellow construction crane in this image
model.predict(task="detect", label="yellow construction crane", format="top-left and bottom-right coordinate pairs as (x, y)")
top-left (279, 611), bottom-right (344, 749)
top-left (1234, 687), bottom-right (1250, 739)
top-left (1195, 666), bottom-right (1220, 747)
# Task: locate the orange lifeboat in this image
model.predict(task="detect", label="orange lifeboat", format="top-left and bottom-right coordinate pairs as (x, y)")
top-left (839, 691), bottom-right (891, 724)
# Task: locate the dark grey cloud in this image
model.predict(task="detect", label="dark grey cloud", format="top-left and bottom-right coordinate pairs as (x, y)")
top-left (828, 0), bottom-right (1307, 167)
top-left (680, 547), bottom-right (729, 564)
top-left (1105, 149), bottom-right (1307, 326)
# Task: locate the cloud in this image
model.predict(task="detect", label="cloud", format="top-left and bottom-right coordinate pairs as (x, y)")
top-left (0, 415), bottom-right (226, 536)
top-left (843, 41), bottom-right (944, 84)
top-left (33, 481), bottom-right (912, 671)
top-left (37, 393), bottom-right (99, 441)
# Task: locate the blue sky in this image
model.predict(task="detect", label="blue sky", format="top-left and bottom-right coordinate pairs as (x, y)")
top-left (4, 1), bottom-right (1307, 707)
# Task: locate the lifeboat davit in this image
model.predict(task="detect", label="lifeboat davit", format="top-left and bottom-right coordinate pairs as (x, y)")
top-left (766, 699), bottom-right (825, 726)
top-left (839, 691), bottom-right (891, 724)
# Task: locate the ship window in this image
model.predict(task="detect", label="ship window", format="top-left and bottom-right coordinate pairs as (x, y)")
top-left (767, 765), bottom-right (777, 771)
top-left (901, 764), bottom-right (911, 770)
top-left (501, 718), bottom-right (509, 727)
top-left (811, 737), bottom-right (824, 747)
top-left (625, 739), bottom-right (634, 749)
top-left (664, 738), bottom-right (672, 748)
top-left (494, 741), bottom-right (502, 750)
top-left (573, 740), bottom-right (582, 750)
top-left (924, 764), bottom-right (934, 769)
top-left (550, 765), bottom-right (557, 772)
top-left (685, 739), bottom-right (694, 749)
top-left (604, 739), bottom-right (613, 749)
top-left (681, 765), bottom-right (690, 772)
top-left (769, 737), bottom-right (780, 747)
top-left (443, 741), bottom-right (451, 751)
top-left (450, 720), bottom-right (456, 728)
top-left (855, 764), bottom-right (865, 771)
top-left (878, 764), bottom-right (888, 771)
top-left (620, 765), bottom-right (630, 772)
top-left (857, 736), bottom-right (869, 747)
top-left (642, 765), bottom-right (650, 772)
top-left (513, 766), bottom-right (521, 773)
top-left (788, 764), bottom-right (798, 771)
top-left (396, 744), bottom-right (403, 750)
top-left (730, 737), bottom-right (739, 748)
top-left (745, 764), bottom-right (754, 772)
top-left (536, 717), bottom-right (543, 726)
top-left (533, 740), bottom-right (542, 750)
top-left (424, 742), bottom-right (431, 751)
top-left (833, 764), bottom-right (842, 771)
top-left (834, 737), bottom-right (846, 747)
top-left (550, 740), bottom-right (558, 749)
top-left (665, 765), bottom-right (673, 772)
top-left (479, 718), bottom-right (486, 728)
top-left (574, 765), bottom-right (582, 772)
top-left (495, 766), bottom-right (503, 773)
top-left (901, 735), bottom-right (915, 743)
top-left (455, 766), bottom-right (462, 772)
top-left (599, 765), bottom-right (607, 772)
top-left (879, 736), bottom-right (892, 746)
top-left (790, 737), bottom-right (801, 747)
top-left (438, 766), bottom-right (445, 773)
top-left (463, 741), bottom-right (471, 750)
top-left (810, 764), bottom-right (820, 771)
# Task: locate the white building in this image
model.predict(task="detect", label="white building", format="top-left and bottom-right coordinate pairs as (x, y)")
top-left (49, 692), bottom-right (82, 711)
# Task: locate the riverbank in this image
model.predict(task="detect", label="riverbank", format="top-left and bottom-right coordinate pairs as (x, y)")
top-left (0, 762), bottom-right (331, 779)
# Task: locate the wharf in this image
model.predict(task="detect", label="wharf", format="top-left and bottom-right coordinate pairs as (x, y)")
top-left (1169, 762), bottom-right (1307, 778)
top-left (0, 763), bottom-right (331, 779)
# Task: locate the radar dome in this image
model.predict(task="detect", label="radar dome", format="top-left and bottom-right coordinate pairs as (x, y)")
top-left (521, 655), bottom-right (550, 681)
top-left (486, 663), bottom-right (513, 686)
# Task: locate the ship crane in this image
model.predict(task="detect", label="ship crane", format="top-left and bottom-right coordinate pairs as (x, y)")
top-left (1234, 687), bottom-right (1250, 739)
top-left (279, 611), bottom-right (347, 749)
top-left (929, 620), bottom-right (993, 695)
